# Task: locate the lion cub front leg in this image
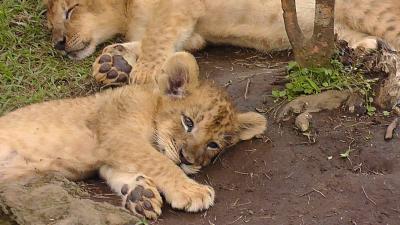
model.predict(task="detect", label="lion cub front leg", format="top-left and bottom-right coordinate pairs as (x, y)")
top-left (92, 42), bottom-right (142, 85)
top-left (105, 148), bottom-right (215, 214)
top-left (99, 165), bottom-right (162, 220)
top-left (132, 0), bottom-right (205, 84)
top-left (131, 151), bottom-right (215, 212)
top-left (161, 175), bottom-right (215, 212)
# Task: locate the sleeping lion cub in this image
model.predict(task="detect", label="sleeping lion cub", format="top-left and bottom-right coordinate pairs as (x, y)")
top-left (0, 52), bottom-right (266, 219)
top-left (45, 0), bottom-right (400, 84)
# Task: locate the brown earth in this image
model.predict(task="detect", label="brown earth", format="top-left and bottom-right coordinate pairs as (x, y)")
top-left (80, 46), bottom-right (400, 225)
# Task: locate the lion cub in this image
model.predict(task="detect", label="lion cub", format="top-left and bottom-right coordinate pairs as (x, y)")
top-left (0, 52), bottom-right (266, 219)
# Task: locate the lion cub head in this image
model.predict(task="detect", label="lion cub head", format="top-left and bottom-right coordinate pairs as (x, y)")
top-left (44, 0), bottom-right (124, 59)
top-left (153, 53), bottom-right (267, 174)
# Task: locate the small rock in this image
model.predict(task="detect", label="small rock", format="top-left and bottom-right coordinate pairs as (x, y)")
top-left (295, 112), bottom-right (312, 132)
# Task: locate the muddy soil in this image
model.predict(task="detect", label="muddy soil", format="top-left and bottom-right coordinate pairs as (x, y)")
top-left (80, 46), bottom-right (400, 225)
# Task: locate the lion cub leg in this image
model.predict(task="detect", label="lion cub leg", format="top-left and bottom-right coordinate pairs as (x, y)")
top-left (99, 165), bottom-right (162, 220)
top-left (336, 24), bottom-right (391, 50)
top-left (102, 145), bottom-right (215, 216)
top-left (92, 42), bottom-right (142, 85)
top-left (131, 0), bottom-right (205, 84)
top-left (92, 32), bottom-right (205, 86)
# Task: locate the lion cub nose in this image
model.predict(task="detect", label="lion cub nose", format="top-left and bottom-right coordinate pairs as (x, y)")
top-left (54, 37), bottom-right (66, 51)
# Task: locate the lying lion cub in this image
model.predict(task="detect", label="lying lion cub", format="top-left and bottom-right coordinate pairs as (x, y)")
top-left (45, 0), bottom-right (400, 84)
top-left (0, 52), bottom-right (266, 219)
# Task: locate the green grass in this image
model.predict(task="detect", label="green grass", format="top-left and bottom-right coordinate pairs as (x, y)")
top-left (0, 0), bottom-right (99, 115)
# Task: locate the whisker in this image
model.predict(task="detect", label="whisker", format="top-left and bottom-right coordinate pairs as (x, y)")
top-left (152, 128), bottom-right (180, 163)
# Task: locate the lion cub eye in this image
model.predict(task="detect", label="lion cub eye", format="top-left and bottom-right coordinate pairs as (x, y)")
top-left (181, 115), bottom-right (194, 132)
top-left (207, 142), bottom-right (220, 149)
top-left (65, 4), bottom-right (78, 20)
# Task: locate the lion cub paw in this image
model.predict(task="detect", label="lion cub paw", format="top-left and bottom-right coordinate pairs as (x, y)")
top-left (92, 43), bottom-right (138, 85)
top-left (121, 175), bottom-right (163, 220)
top-left (167, 181), bottom-right (215, 212)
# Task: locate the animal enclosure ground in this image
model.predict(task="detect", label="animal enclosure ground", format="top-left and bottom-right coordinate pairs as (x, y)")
top-left (81, 46), bottom-right (400, 225)
top-left (1, 1), bottom-right (400, 224)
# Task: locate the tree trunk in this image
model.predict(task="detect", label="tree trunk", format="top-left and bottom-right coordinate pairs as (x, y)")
top-left (281, 0), bottom-right (335, 68)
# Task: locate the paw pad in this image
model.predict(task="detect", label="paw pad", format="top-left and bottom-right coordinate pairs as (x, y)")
top-left (128, 185), bottom-right (144, 202)
top-left (94, 54), bottom-right (132, 84)
top-left (121, 178), bottom-right (162, 220)
top-left (113, 55), bottom-right (132, 74)
top-left (107, 69), bottom-right (119, 79)
top-left (143, 189), bottom-right (155, 198)
top-left (99, 63), bottom-right (111, 73)
top-left (98, 55), bottom-right (112, 63)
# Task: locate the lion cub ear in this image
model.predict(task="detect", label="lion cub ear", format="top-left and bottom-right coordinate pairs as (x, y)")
top-left (157, 52), bottom-right (200, 98)
top-left (237, 112), bottom-right (267, 140)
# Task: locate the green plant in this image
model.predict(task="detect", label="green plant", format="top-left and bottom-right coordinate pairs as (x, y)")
top-left (364, 97), bottom-right (376, 116)
top-left (383, 111), bottom-right (390, 117)
top-left (135, 219), bottom-right (149, 225)
top-left (272, 60), bottom-right (378, 107)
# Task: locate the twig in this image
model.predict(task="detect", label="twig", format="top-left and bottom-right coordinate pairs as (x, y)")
top-left (391, 208), bottom-right (400, 214)
top-left (299, 190), bottom-right (313, 197)
top-left (244, 78), bottom-right (251, 100)
top-left (234, 171), bottom-right (249, 175)
top-left (312, 188), bottom-right (326, 198)
top-left (361, 185), bottom-right (377, 205)
top-left (285, 172), bottom-right (295, 179)
top-left (263, 172), bottom-right (272, 180)
top-left (300, 188), bottom-right (326, 198)
top-left (236, 201), bottom-right (252, 207)
top-left (228, 216), bottom-right (243, 224)
top-left (231, 198), bottom-right (240, 207)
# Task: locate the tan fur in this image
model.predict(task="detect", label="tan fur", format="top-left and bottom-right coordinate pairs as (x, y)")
top-left (0, 52), bottom-right (266, 219)
top-left (46, 0), bottom-right (400, 81)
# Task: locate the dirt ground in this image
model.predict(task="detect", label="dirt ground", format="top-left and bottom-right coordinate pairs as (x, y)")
top-left (79, 46), bottom-right (400, 225)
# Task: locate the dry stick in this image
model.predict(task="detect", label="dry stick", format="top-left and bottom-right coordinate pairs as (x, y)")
top-left (244, 78), bottom-right (251, 100)
top-left (312, 188), bottom-right (327, 198)
top-left (228, 216), bottom-right (243, 224)
top-left (234, 170), bottom-right (250, 175)
top-left (361, 185), bottom-right (377, 206)
top-left (300, 188), bottom-right (326, 198)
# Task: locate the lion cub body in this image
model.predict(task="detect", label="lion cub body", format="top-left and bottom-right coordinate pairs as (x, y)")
top-left (0, 87), bottom-right (156, 181)
top-left (47, 0), bottom-right (400, 60)
top-left (46, 0), bottom-right (400, 84)
top-left (0, 53), bottom-right (266, 219)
